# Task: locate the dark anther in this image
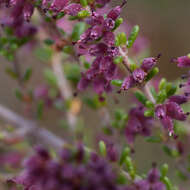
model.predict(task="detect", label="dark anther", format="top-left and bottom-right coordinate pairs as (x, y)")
top-left (117, 90), bottom-right (121, 94)
top-left (73, 92), bottom-right (78, 97)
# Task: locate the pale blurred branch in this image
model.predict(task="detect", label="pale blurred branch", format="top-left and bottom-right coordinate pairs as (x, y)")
top-left (0, 104), bottom-right (65, 150)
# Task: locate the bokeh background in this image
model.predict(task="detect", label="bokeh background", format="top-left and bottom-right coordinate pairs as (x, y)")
top-left (0, 0), bottom-right (190, 189)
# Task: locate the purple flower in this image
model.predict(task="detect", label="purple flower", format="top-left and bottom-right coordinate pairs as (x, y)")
top-left (103, 31), bottom-right (115, 46)
top-left (50, 0), bottom-right (68, 12)
top-left (93, 76), bottom-right (109, 94)
top-left (120, 56), bottom-right (158, 91)
top-left (166, 101), bottom-right (186, 121)
top-left (132, 68), bottom-right (147, 83)
top-left (127, 167), bottom-right (165, 190)
top-left (34, 85), bottom-right (49, 99)
top-left (77, 74), bottom-right (90, 91)
top-left (103, 18), bottom-right (115, 31)
top-left (121, 76), bottom-right (136, 91)
top-left (168, 95), bottom-right (188, 105)
top-left (106, 144), bottom-right (118, 162)
top-left (23, 2), bottom-right (34, 21)
top-left (107, 0), bottom-right (126, 20)
top-left (11, 0), bottom-right (24, 18)
top-left (78, 55), bottom-right (117, 94)
top-left (174, 55), bottom-right (190, 68)
top-left (141, 57), bottom-right (157, 72)
top-left (155, 104), bottom-right (167, 119)
top-left (89, 43), bottom-right (108, 56)
top-left (107, 46), bottom-right (119, 57)
top-left (64, 3), bottom-right (83, 16)
top-left (86, 12), bottom-right (104, 26)
top-left (90, 25), bottom-right (103, 40)
top-left (11, 145), bottom-right (129, 190)
top-left (95, 0), bottom-right (111, 7)
top-left (107, 6), bottom-right (122, 21)
top-left (125, 106), bottom-right (153, 144)
top-left (155, 100), bottom-right (187, 136)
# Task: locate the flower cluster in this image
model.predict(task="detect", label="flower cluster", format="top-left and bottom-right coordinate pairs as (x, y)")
top-left (172, 55), bottom-right (190, 68)
top-left (155, 98), bottom-right (187, 136)
top-left (77, 1), bottom-right (127, 94)
top-left (127, 166), bottom-right (165, 190)
top-left (0, 0), bottom-right (37, 38)
top-left (121, 56), bottom-right (159, 91)
top-left (125, 106), bottom-right (153, 144)
top-left (9, 145), bottom-right (128, 190)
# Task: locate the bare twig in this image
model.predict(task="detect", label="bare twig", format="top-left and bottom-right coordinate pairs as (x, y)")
top-left (0, 104), bottom-right (64, 150)
top-left (119, 47), bottom-right (131, 72)
top-left (36, 8), bottom-right (78, 130)
top-left (143, 82), bottom-right (156, 103)
top-left (51, 52), bottom-right (77, 130)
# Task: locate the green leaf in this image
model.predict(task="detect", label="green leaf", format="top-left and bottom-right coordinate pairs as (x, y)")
top-left (23, 67), bottom-right (32, 82)
top-left (134, 90), bottom-right (148, 105)
top-left (44, 69), bottom-right (57, 87)
top-left (78, 10), bottom-right (90, 18)
top-left (150, 86), bottom-right (157, 100)
top-left (120, 147), bottom-right (130, 165)
top-left (37, 100), bottom-right (44, 120)
top-left (64, 64), bottom-right (81, 84)
top-left (117, 172), bottom-right (128, 184)
top-left (63, 45), bottom-right (73, 54)
top-left (80, 0), bottom-right (88, 6)
top-left (125, 156), bottom-right (136, 179)
top-left (114, 56), bottom-right (123, 64)
top-left (159, 78), bottom-right (167, 91)
top-left (145, 100), bottom-right (154, 108)
top-left (127, 25), bottom-right (139, 48)
top-left (161, 164), bottom-right (169, 177)
top-left (115, 32), bottom-right (127, 46)
top-left (144, 110), bottom-right (154, 117)
top-left (162, 145), bottom-right (179, 158)
top-left (56, 12), bottom-right (66, 19)
top-left (145, 67), bottom-right (159, 81)
top-left (5, 67), bottom-right (18, 79)
top-left (84, 61), bottom-right (90, 69)
top-left (161, 176), bottom-right (173, 190)
top-left (166, 84), bottom-right (177, 97)
top-left (156, 90), bottom-right (167, 104)
top-left (145, 136), bottom-right (162, 143)
top-left (114, 109), bottom-right (126, 121)
top-left (99, 141), bottom-right (106, 157)
top-left (14, 88), bottom-right (23, 101)
top-left (176, 170), bottom-right (188, 181)
top-left (113, 18), bottom-right (123, 31)
top-left (71, 22), bottom-right (86, 41)
top-left (83, 96), bottom-right (100, 109)
top-left (44, 38), bottom-right (54, 46)
top-left (128, 58), bottom-right (138, 71)
top-left (35, 47), bottom-right (52, 62)
top-left (111, 79), bottom-right (123, 87)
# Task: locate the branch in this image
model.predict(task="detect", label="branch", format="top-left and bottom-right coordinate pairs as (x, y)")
top-left (37, 8), bottom-right (78, 130)
top-left (51, 52), bottom-right (77, 130)
top-left (0, 104), bottom-right (65, 150)
top-left (119, 46), bottom-right (156, 103)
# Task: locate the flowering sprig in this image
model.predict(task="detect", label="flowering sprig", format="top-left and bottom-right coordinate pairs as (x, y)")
top-left (1, 0), bottom-right (190, 189)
